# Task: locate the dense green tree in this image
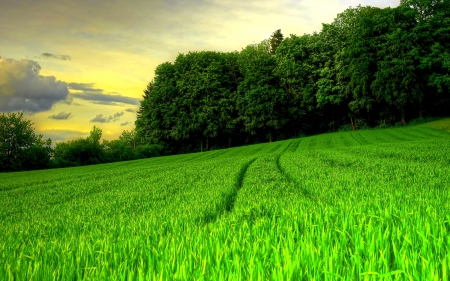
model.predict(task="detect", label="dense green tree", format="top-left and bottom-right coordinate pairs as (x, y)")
top-left (21, 136), bottom-right (52, 170)
top-left (103, 139), bottom-right (135, 162)
top-left (401, 0), bottom-right (450, 116)
top-left (0, 112), bottom-right (52, 171)
top-left (274, 33), bottom-right (329, 133)
top-left (371, 7), bottom-right (420, 124)
top-left (237, 40), bottom-right (287, 142)
top-left (339, 6), bottom-right (382, 124)
top-left (102, 129), bottom-right (162, 163)
top-left (174, 52), bottom-right (228, 150)
top-left (219, 52), bottom-right (241, 148)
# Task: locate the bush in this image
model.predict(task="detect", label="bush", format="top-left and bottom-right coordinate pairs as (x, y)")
top-left (136, 144), bottom-right (163, 158)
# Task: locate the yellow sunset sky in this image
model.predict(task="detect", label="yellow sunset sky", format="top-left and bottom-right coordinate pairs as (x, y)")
top-left (0, 0), bottom-right (399, 142)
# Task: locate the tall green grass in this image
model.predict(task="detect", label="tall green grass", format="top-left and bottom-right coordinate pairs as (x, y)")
top-left (1, 121), bottom-right (449, 280)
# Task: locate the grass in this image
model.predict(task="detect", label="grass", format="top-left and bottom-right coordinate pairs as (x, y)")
top-left (418, 117), bottom-right (450, 132)
top-left (1, 120), bottom-right (450, 280)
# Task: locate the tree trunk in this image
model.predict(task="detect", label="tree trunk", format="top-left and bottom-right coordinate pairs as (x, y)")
top-left (200, 139), bottom-right (203, 152)
top-left (228, 136), bottom-right (232, 148)
top-left (206, 137), bottom-right (208, 151)
top-left (350, 117), bottom-right (356, 131)
top-left (401, 108), bottom-right (406, 125)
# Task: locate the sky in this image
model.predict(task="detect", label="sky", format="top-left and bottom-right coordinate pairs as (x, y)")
top-left (0, 0), bottom-right (399, 143)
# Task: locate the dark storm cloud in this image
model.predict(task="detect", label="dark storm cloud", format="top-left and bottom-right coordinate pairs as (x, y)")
top-left (0, 58), bottom-right (69, 113)
top-left (48, 111), bottom-right (72, 120)
top-left (90, 111), bottom-right (124, 123)
top-left (41, 53), bottom-right (71, 60)
top-left (71, 92), bottom-right (139, 106)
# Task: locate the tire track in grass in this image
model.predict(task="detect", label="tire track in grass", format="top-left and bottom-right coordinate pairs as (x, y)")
top-left (266, 143), bottom-right (283, 154)
top-left (354, 132), bottom-right (371, 145)
top-left (184, 147), bottom-right (236, 163)
top-left (223, 157), bottom-right (258, 213)
top-left (275, 154), bottom-right (315, 202)
top-left (289, 139), bottom-right (302, 152)
top-left (199, 157), bottom-right (258, 223)
top-left (349, 133), bottom-right (362, 145)
top-left (225, 144), bottom-right (266, 158)
top-left (278, 140), bottom-right (294, 154)
top-left (295, 138), bottom-right (309, 152)
top-left (195, 149), bottom-right (229, 162)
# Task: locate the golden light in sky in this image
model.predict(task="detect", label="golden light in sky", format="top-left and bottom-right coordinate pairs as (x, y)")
top-left (0, 0), bottom-right (399, 142)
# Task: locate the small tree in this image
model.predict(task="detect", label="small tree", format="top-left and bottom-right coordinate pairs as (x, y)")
top-left (0, 112), bottom-right (52, 171)
top-left (52, 126), bottom-right (105, 167)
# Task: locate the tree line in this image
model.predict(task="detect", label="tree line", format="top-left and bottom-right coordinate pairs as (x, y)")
top-left (0, 112), bottom-right (162, 172)
top-left (136, 0), bottom-right (450, 153)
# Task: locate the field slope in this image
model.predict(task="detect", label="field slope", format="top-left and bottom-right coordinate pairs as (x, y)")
top-left (1, 121), bottom-right (450, 280)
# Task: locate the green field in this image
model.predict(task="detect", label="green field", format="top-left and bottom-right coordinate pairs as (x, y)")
top-left (1, 120), bottom-right (450, 280)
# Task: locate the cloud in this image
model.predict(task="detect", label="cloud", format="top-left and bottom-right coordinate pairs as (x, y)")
top-left (120, 121), bottom-right (131, 126)
top-left (71, 92), bottom-right (139, 106)
top-left (0, 58), bottom-right (69, 113)
top-left (90, 111), bottom-right (124, 123)
top-left (67, 82), bottom-right (102, 92)
top-left (67, 82), bottom-right (139, 106)
top-left (125, 108), bottom-right (135, 113)
top-left (90, 115), bottom-right (108, 123)
top-left (41, 53), bottom-right (71, 60)
top-left (48, 111), bottom-right (72, 120)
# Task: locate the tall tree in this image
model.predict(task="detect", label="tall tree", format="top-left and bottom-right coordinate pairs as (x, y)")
top-left (237, 40), bottom-right (287, 142)
top-left (340, 6), bottom-right (382, 123)
top-left (119, 129), bottom-right (139, 150)
top-left (371, 6), bottom-right (420, 124)
top-left (136, 62), bottom-right (178, 151)
top-left (270, 29), bottom-right (284, 55)
top-left (274, 33), bottom-right (327, 133)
